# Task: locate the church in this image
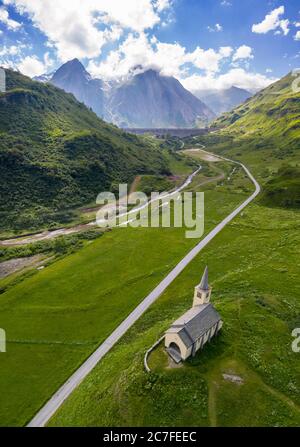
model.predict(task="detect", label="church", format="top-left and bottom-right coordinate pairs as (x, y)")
top-left (165, 266), bottom-right (223, 363)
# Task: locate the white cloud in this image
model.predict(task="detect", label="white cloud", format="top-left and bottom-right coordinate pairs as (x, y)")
top-left (279, 19), bottom-right (290, 36)
top-left (295, 31), bottom-right (300, 41)
top-left (89, 33), bottom-right (187, 79)
top-left (89, 35), bottom-right (263, 93)
top-left (0, 43), bottom-right (24, 57)
top-left (155, 0), bottom-right (172, 13)
top-left (232, 45), bottom-right (253, 61)
top-left (88, 33), bottom-right (233, 80)
top-left (0, 6), bottom-right (21, 30)
top-left (17, 55), bottom-right (47, 77)
top-left (221, 1), bottom-right (231, 6)
top-left (0, 42), bottom-right (28, 70)
top-left (252, 6), bottom-right (290, 36)
top-left (43, 51), bottom-right (54, 69)
top-left (182, 68), bottom-right (276, 94)
top-left (1, 0), bottom-right (273, 96)
top-left (219, 46), bottom-right (233, 58)
top-left (3, 0), bottom-right (169, 61)
top-left (88, 33), bottom-right (152, 79)
top-left (207, 23), bottom-right (223, 32)
top-left (188, 46), bottom-right (231, 73)
top-left (153, 41), bottom-right (188, 77)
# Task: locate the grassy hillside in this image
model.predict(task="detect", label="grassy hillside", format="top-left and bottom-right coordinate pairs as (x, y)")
top-left (213, 72), bottom-right (299, 148)
top-left (259, 166), bottom-right (300, 209)
top-left (194, 72), bottom-right (300, 209)
top-left (0, 70), bottom-right (172, 231)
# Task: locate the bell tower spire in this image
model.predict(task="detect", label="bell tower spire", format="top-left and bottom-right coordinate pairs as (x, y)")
top-left (193, 266), bottom-right (212, 306)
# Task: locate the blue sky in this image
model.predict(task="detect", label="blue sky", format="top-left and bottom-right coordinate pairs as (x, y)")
top-left (0, 0), bottom-right (299, 92)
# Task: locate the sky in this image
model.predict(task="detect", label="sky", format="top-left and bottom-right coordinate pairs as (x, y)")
top-left (0, 0), bottom-right (299, 93)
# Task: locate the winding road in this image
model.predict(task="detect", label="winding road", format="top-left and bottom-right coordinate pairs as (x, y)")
top-left (1, 166), bottom-right (201, 247)
top-left (27, 149), bottom-right (260, 427)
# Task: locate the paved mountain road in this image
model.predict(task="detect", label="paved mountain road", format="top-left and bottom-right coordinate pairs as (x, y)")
top-left (27, 150), bottom-right (260, 427)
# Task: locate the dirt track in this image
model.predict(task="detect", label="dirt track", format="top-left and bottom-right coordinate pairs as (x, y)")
top-left (0, 255), bottom-right (47, 279)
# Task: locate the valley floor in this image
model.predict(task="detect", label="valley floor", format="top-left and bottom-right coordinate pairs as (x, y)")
top-left (49, 188), bottom-right (300, 427)
top-left (0, 158), bottom-right (241, 426)
top-left (0, 148), bottom-right (299, 427)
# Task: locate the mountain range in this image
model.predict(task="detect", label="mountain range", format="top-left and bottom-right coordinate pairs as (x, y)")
top-left (35, 59), bottom-right (256, 127)
top-left (198, 86), bottom-right (252, 116)
top-left (106, 68), bottom-right (215, 128)
top-left (36, 59), bottom-right (216, 128)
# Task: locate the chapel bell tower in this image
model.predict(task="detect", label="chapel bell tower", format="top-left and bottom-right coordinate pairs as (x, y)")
top-left (193, 266), bottom-right (212, 306)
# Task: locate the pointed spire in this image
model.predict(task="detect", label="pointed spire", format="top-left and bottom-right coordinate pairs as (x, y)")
top-left (199, 266), bottom-right (209, 290)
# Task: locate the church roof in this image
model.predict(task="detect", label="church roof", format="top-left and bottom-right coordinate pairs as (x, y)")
top-left (199, 265), bottom-right (209, 290)
top-left (166, 303), bottom-right (221, 348)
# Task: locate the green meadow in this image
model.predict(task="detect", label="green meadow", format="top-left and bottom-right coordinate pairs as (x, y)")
top-left (49, 190), bottom-right (300, 427)
top-left (47, 146), bottom-right (300, 427)
top-left (0, 160), bottom-right (248, 426)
